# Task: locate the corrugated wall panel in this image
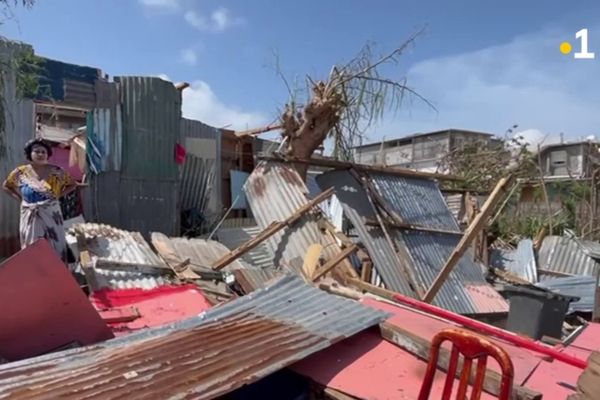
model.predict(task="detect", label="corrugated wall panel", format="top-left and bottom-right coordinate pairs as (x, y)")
top-left (118, 76), bottom-right (181, 180)
top-left (118, 177), bottom-right (179, 236)
top-left (180, 118), bottom-right (221, 217)
top-left (0, 39), bottom-right (36, 257)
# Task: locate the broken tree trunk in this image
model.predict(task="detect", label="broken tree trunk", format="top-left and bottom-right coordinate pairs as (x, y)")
top-left (380, 322), bottom-right (542, 400)
top-left (423, 176), bottom-right (515, 303)
top-left (211, 188), bottom-right (334, 270)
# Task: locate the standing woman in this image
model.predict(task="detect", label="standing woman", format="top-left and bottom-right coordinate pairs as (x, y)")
top-left (2, 139), bottom-right (76, 262)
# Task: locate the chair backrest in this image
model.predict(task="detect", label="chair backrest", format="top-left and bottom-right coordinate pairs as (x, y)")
top-left (418, 328), bottom-right (515, 400)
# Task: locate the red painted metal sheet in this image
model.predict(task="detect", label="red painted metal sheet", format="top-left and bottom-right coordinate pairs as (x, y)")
top-left (293, 328), bottom-right (497, 400)
top-left (90, 285), bottom-right (213, 335)
top-left (524, 359), bottom-right (582, 400)
top-left (361, 298), bottom-right (545, 385)
top-left (0, 240), bottom-right (113, 361)
top-left (566, 322), bottom-right (600, 353)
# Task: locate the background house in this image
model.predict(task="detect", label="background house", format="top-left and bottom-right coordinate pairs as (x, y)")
top-left (353, 128), bottom-right (501, 172)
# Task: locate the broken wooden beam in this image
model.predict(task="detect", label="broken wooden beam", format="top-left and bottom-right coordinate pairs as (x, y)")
top-left (365, 218), bottom-right (463, 236)
top-left (211, 188), bottom-right (335, 270)
top-left (312, 244), bottom-right (359, 281)
top-left (380, 322), bottom-right (542, 400)
top-left (302, 244), bottom-right (323, 280)
top-left (423, 176), bottom-right (514, 303)
top-left (259, 155), bottom-right (464, 181)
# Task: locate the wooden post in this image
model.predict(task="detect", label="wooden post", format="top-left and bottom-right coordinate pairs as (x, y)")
top-left (312, 244), bottom-right (358, 281)
top-left (593, 268), bottom-right (600, 323)
top-left (423, 176), bottom-right (514, 303)
top-left (380, 322), bottom-right (542, 400)
top-left (211, 188), bottom-right (334, 270)
top-left (74, 229), bottom-right (99, 291)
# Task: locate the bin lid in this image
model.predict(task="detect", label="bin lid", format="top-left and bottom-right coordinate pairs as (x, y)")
top-left (501, 285), bottom-right (581, 303)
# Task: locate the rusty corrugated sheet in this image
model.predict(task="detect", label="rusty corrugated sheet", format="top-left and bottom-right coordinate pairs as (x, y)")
top-left (538, 235), bottom-right (600, 277)
top-left (0, 275), bottom-right (389, 400)
top-left (0, 39), bottom-right (36, 258)
top-left (317, 170), bottom-right (508, 315)
top-left (244, 161), bottom-right (339, 274)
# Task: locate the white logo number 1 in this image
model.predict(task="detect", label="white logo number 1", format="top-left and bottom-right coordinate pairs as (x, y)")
top-left (575, 29), bottom-right (595, 59)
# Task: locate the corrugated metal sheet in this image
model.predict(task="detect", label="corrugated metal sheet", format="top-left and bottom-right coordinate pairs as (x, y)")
top-left (443, 193), bottom-right (464, 222)
top-left (0, 275), bottom-right (389, 400)
top-left (151, 232), bottom-right (245, 272)
top-left (67, 223), bottom-right (175, 291)
top-left (244, 161), bottom-right (340, 274)
top-left (118, 76), bottom-right (181, 180)
top-left (536, 276), bottom-right (596, 314)
top-left (0, 39), bottom-right (36, 258)
top-left (180, 118), bottom-right (221, 215)
top-left (215, 225), bottom-right (274, 270)
top-left (87, 105), bottom-right (122, 172)
top-left (70, 223), bottom-right (167, 268)
top-left (578, 238), bottom-right (600, 259)
top-left (315, 170), bottom-right (415, 296)
top-left (490, 239), bottom-right (538, 283)
top-left (538, 236), bottom-right (600, 277)
top-left (92, 269), bottom-right (176, 291)
top-left (317, 170), bottom-right (508, 315)
top-left (180, 155), bottom-right (216, 211)
top-left (63, 79), bottom-right (96, 109)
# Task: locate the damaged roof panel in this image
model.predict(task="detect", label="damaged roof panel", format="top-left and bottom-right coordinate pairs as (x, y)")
top-left (536, 275), bottom-right (596, 314)
top-left (317, 170), bottom-right (508, 315)
top-left (490, 239), bottom-right (538, 283)
top-left (0, 275), bottom-right (389, 400)
top-left (315, 170), bottom-right (416, 296)
top-left (244, 161), bottom-right (339, 274)
top-left (538, 235), bottom-right (600, 277)
top-left (370, 173), bottom-right (460, 229)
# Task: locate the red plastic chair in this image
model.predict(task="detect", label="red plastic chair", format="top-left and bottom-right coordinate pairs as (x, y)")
top-left (418, 328), bottom-right (515, 400)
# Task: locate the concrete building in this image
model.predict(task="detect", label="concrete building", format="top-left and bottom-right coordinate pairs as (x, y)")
top-left (353, 128), bottom-right (501, 172)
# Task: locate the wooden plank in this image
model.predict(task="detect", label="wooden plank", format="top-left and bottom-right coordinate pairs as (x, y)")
top-left (538, 268), bottom-right (573, 278)
top-left (423, 176), bottom-right (514, 303)
top-left (74, 229), bottom-right (99, 291)
top-left (151, 234), bottom-right (201, 280)
top-left (492, 268), bottom-right (533, 285)
top-left (259, 155), bottom-right (463, 181)
top-left (594, 269), bottom-right (600, 323)
top-left (302, 244), bottom-right (323, 280)
top-left (380, 322), bottom-right (543, 400)
top-left (323, 387), bottom-right (362, 400)
top-left (312, 244), bottom-right (359, 281)
top-left (365, 218), bottom-right (463, 236)
top-left (361, 260), bottom-right (373, 282)
top-left (574, 352), bottom-right (600, 399)
top-left (211, 188), bottom-right (335, 271)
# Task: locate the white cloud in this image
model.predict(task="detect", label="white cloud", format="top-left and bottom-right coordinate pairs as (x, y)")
top-left (156, 74), bottom-right (267, 129)
top-left (364, 25), bottom-right (600, 145)
top-left (138, 0), bottom-right (179, 10)
top-left (182, 80), bottom-right (267, 129)
top-left (184, 8), bottom-right (242, 32)
top-left (180, 48), bottom-right (198, 66)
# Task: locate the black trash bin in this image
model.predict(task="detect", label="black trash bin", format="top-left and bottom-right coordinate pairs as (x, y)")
top-left (502, 285), bottom-right (580, 340)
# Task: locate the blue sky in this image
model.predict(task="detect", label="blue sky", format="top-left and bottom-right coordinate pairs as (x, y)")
top-left (2, 0), bottom-right (600, 146)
